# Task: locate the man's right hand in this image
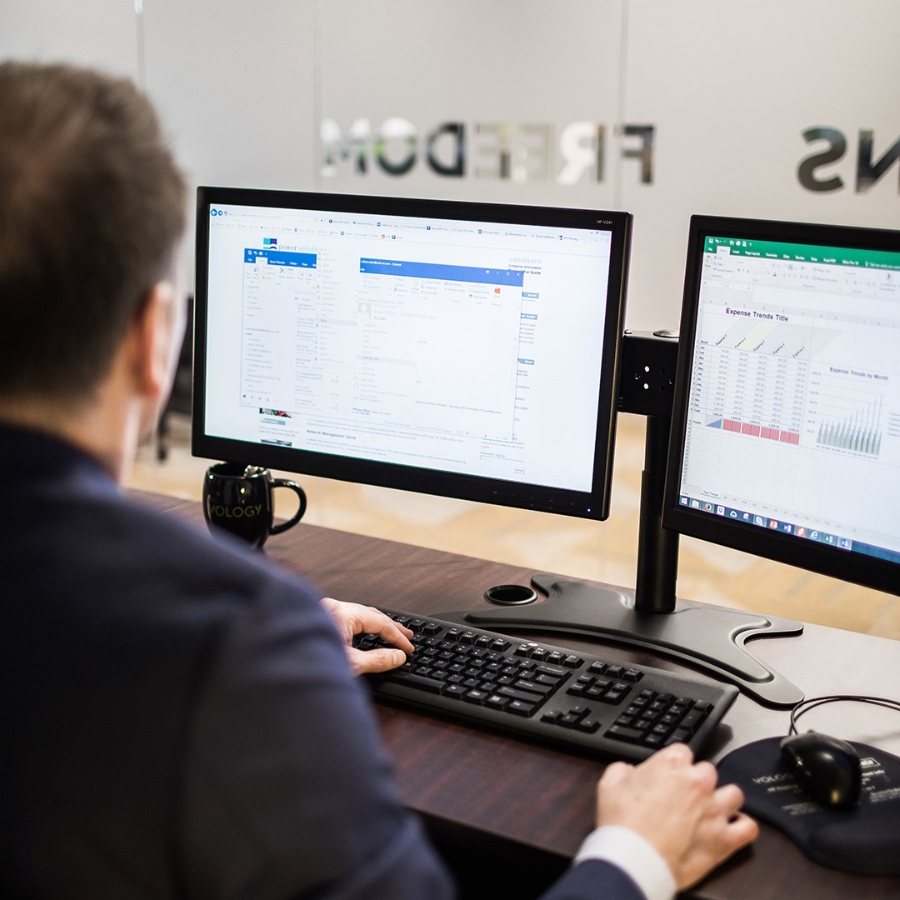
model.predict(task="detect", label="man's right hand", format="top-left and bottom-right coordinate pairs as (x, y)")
top-left (596, 743), bottom-right (759, 890)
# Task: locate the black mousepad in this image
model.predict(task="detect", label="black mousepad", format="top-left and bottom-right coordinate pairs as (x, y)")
top-left (717, 738), bottom-right (900, 875)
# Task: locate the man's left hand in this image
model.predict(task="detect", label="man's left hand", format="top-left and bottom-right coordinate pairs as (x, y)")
top-left (320, 597), bottom-right (415, 675)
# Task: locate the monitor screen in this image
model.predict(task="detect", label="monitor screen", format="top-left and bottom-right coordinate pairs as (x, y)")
top-left (665, 215), bottom-right (900, 595)
top-left (193, 188), bottom-right (631, 519)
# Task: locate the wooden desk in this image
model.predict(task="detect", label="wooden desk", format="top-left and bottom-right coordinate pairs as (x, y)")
top-left (142, 492), bottom-right (900, 900)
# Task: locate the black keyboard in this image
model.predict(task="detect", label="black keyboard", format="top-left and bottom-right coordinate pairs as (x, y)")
top-left (358, 610), bottom-right (738, 761)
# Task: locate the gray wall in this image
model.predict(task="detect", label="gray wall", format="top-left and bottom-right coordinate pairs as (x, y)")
top-left (3, 0), bottom-right (899, 330)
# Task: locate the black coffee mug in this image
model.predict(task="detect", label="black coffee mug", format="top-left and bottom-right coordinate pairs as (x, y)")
top-left (203, 462), bottom-right (307, 548)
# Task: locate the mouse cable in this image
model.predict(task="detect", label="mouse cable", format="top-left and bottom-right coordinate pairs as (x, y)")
top-left (789, 694), bottom-right (900, 736)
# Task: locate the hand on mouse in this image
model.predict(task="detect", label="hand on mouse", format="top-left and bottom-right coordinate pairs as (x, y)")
top-left (320, 597), bottom-right (414, 675)
top-left (596, 743), bottom-right (759, 890)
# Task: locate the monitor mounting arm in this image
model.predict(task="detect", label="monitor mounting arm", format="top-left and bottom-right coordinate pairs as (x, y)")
top-left (446, 331), bottom-right (804, 708)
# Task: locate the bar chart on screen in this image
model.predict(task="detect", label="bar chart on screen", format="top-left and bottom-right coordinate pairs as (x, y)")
top-left (810, 376), bottom-right (885, 457)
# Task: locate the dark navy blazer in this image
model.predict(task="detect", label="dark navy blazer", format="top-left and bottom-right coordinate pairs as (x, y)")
top-left (0, 426), bottom-right (644, 900)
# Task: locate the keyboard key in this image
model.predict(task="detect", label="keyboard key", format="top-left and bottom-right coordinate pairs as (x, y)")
top-left (391, 672), bottom-right (443, 693)
top-left (508, 699), bottom-right (536, 716)
top-left (498, 686), bottom-right (548, 704)
top-left (514, 679), bottom-right (553, 696)
top-left (535, 663), bottom-right (567, 678)
top-left (678, 710), bottom-right (705, 733)
top-left (608, 724), bottom-right (645, 742)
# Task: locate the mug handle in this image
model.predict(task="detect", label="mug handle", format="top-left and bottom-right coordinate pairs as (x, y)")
top-left (269, 479), bottom-right (308, 535)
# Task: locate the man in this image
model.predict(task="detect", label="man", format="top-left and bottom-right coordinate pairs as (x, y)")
top-left (0, 61), bottom-right (757, 899)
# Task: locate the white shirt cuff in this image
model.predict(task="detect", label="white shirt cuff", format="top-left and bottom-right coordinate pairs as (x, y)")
top-left (573, 825), bottom-right (676, 900)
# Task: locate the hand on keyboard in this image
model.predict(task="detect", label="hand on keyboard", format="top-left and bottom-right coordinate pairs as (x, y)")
top-left (321, 597), bottom-right (414, 675)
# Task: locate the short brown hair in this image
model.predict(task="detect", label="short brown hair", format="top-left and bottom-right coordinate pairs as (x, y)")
top-left (0, 62), bottom-right (186, 400)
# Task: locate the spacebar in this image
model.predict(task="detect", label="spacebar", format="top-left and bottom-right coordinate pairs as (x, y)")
top-left (384, 672), bottom-right (443, 693)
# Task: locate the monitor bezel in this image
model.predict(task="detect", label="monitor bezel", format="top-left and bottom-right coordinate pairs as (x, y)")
top-left (192, 187), bottom-right (632, 521)
top-left (664, 214), bottom-right (900, 596)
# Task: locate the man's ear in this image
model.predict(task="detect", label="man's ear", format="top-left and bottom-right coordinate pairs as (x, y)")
top-left (127, 281), bottom-right (183, 402)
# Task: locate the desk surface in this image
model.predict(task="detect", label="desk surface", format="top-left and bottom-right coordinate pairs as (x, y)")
top-left (141, 491), bottom-right (900, 900)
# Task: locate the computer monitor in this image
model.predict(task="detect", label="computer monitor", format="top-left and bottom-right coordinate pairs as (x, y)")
top-left (192, 188), bottom-right (631, 521)
top-left (665, 215), bottom-right (900, 598)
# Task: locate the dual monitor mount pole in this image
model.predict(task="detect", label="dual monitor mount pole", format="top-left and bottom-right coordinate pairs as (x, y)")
top-left (450, 331), bottom-right (804, 708)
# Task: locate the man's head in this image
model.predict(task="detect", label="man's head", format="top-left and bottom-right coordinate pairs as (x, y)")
top-left (0, 62), bottom-right (186, 404)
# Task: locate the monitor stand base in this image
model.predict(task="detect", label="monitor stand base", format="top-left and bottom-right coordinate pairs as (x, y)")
top-left (441, 574), bottom-right (804, 708)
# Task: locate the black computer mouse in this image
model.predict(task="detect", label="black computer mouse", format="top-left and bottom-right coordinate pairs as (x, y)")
top-left (779, 731), bottom-right (862, 808)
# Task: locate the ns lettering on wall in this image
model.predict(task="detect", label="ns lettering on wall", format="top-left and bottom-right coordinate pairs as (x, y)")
top-left (798, 128), bottom-right (900, 193)
top-left (320, 118), bottom-right (656, 184)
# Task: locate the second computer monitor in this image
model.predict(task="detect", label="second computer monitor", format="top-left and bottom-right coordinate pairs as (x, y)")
top-left (666, 215), bottom-right (900, 596)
